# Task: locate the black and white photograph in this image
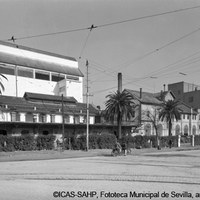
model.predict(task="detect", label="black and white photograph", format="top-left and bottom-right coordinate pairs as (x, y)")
top-left (0, 0), bottom-right (200, 199)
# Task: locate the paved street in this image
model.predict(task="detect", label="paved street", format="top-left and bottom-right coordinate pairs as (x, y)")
top-left (0, 149), bottom-right (200, 200)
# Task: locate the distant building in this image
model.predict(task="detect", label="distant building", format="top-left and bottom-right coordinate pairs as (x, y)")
top-left (0, 92), bottom-right (99, 141)
top-left (168, 81), bottom-right (200, 109)
top-left (125, 88), bottom-right (199, 136)
top-left (0, 41), bottom-right (84, 102)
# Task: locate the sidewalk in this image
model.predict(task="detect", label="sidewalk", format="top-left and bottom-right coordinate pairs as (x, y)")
top-left (0, 145), bottom-right (199, 162)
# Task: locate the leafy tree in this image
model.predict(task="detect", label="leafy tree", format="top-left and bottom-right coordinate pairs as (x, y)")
top-left (159, 100), bottom-right (181, 136)
top-left (105, 90), bottom-right (135, 139)
top-left (0, 74), bottom-right (7, 94)
top-left (144, 107), bottom-right (162, 149)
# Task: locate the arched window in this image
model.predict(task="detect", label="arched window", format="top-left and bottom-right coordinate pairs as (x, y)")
top-left (192, 125), bottom-right (196, 135)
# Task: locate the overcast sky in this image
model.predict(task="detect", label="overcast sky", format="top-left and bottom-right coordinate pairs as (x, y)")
top-left (0, 0), bottom-right (200, 108)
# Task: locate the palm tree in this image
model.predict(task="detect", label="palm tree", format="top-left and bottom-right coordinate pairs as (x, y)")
top-left (105, 90), bottom-right (135, 139)
top-left (0, 74), bottom-right (7, 94)
top-left (159, 100), bottom-right (181, 137)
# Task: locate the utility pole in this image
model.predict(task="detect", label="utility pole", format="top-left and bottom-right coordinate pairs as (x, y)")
top-left (86, 60), bottom-right (89, 151)
top-left (15, 65), bottom-right (18, 97)
top-left (11, 37), bottom-right (18, 97)
top-left (61, 94), bottom-right (65, 150)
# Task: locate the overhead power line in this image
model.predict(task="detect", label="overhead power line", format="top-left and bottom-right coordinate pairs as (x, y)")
top-left (79, 25), bottom-right (96, 59)
top-left (97, 5), bottom-right (200, 28)
top-left (121, 26), bottom-right (200, 71)
top-left (5, 4), bottom-right (200, 41)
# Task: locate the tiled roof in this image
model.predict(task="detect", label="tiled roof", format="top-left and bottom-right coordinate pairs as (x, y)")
top-left (177, 101), bottom-right (198, 114)
top-left (24, 92), bottom-right (77, 104)
top-left (126, 89), bottom-right (197, 114)
top-left (0, 94), bottom-right (98, 115)
top-left (0, 40), bottom-right (84, 77)
top-left (126, 89), bottom-right (162, 105)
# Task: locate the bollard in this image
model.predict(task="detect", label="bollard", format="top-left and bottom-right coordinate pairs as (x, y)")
top-left (191, 135), bottom-right (195, 147)
top-left (178, 135), bottom-right (181, 148)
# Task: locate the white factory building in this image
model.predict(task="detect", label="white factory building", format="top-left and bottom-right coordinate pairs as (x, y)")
top-left (0, 41), bottom-right (84, 102)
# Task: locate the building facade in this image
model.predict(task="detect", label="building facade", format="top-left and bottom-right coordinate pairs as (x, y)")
top-left (168, 81), bottom-right (200, 109)
top-left (125, 88), bottom-right (199, 137)
top-left (0, 41), bottom-right (84, 102)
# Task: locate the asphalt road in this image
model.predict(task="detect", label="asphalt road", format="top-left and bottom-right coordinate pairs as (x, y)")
top-left (0, 150), bottom-right (200, 200)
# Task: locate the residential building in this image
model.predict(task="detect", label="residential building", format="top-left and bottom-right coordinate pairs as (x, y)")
top-left (0, 41), bottom-right (84, 102)
top-left (0, 92), bottom-right (98, 140)
top-left (168, 81), bottom-right (200, 109)
top-left (125, 88), bottom-right (199, 136)
top-left (0, 92), bottom-right (135, 140)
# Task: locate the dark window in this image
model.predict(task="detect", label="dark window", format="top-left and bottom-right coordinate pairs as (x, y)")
top-left (51, 114), bottom-right (55, 123)
top-left (95, 116), bottom-right (101, 123)
top-left (52, 73), bottom-right (65, 82)
top-left (33, 114), bottom-right (38, 122)
top-left (64, 115), bottom-right (70, 123)
top-left (41, 115), bottom-right (46, 123)
top-left (18, 67), bottom-right (33, 78)
top-left (39, 114), bottom-right (46, 123)
top-left (0, 65), bottom-right (14, 75)
top-left (35, 71), bottom-right (50, 80)
top-left (26, 113), bottom-right (33, 122)
top-left (11, 112), bottom-right (17, 122)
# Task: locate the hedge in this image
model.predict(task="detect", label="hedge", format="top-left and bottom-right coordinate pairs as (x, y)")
top-left (64, 133), bottom-right (116, 150)
top-left (0, 135), bottom-right (55, 152)
top-left (194, 135), bottom-right (200, 146)
top-left (35, 135), bottom-right (56, 150)
top-left (1, 133), bottom-right (198, 152)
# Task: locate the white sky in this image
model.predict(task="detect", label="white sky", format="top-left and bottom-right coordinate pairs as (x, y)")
top-left (0, 0), bottom-right (200, 108)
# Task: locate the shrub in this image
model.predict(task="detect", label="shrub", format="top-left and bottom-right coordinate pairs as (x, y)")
top-left (35, 135), bottom-right (56, 150)
top-left (97, 133), bottom-right (116, 149)
top-left (66, 133), bottom-right (116, 150)
top-left (194, 135), bottom-right (200, 146)
top-left (160, 136), bottom-right (178, 148)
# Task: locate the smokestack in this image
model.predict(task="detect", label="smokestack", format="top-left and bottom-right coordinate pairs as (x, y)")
top-left (118, 73), bottom-right (122, 93)
top-left (140, 88), bottom-right (142, 99)
top-left (163, 84), bottom-right (166, 92)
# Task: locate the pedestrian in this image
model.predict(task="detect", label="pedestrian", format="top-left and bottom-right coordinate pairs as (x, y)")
top-left (121, 142), bottom-right (127, 156)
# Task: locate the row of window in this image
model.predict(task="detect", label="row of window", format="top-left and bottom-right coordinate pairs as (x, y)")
top-left (182, 114), bottom-right (197, 120)
top-left (8, 112), bottom-right (88, 124)
top-left (0, 64), bottom-right (79, 82)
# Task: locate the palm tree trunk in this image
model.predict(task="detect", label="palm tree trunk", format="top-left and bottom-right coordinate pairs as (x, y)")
top-left (169, 120), bottom-right (172, 136)
top-left (118, 116), bottom-right (122, 139)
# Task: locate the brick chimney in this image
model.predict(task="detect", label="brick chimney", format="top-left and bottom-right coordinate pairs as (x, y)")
top-left (140, 88), bottom-right (142, 99)
top-left (118, 73), bottom-right (122, 93)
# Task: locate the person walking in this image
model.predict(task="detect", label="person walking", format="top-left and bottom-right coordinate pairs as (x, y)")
top-left (121, 142), bottom-right (127, 156)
